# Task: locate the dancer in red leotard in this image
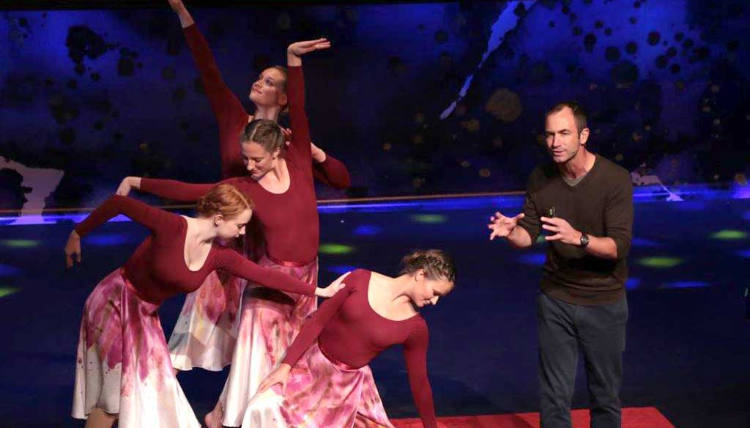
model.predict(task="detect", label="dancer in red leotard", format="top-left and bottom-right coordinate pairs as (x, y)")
top-left (117, 37), bottom-right (340, 427)
top-left (161, 0), bottom-right (350, 184)
top-left (245, 250), bottom-right (456, 428)
top-left (123, 1), bottom-right (350, 391)
top-left (68, 184), bottom-right (342, 428)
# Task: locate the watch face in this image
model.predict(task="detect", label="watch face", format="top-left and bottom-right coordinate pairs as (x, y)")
top-left (580, 234), bottom-right (589, 247)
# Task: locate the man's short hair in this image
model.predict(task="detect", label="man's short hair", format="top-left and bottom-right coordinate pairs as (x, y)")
top-left (546, 101), bottom-right (587, 134)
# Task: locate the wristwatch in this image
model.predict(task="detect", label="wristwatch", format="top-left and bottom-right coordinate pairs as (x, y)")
top-left (579, 232), bottom-right (590, 248)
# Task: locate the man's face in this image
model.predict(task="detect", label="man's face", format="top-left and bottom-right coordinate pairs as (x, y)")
top-left (544, 107), bottom-right (589, 164)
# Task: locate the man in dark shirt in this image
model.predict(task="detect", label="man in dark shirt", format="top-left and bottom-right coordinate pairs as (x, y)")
top-left (488, 101), bottom-right (633, 428)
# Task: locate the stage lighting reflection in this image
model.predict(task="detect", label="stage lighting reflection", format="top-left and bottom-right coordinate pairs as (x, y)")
top-left (319, 243), bottom-right (355, 255)
top-left (411, 214), bottom-right (447, 224)
top-left (625, 278), bottom-right (641, 290)
top-left (86, 233), bottom-right (132, 246)
top-left (638, 257), bottom-right (684, 268)
top-left (354, 225), bottom-right (382, 236)
top-left (519, 253), bottom-right (546, 266)
top-left (0, 264), bottom-right (21, 277)
top-left (663, 281), bottom-right (710, 289)
top-left (710, 230), bottom-right (747, 240)
top-left (0, 239), bottom-right (39, 248)
top-left (327, 265), bottom-right (358, 275)
top-left (0, 287), bottom-right (20, 298)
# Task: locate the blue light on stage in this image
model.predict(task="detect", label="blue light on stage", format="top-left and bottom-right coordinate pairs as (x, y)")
top-left (86, 233), bottom-right (132, 247)
top-left (736, 250), bottom-right (750, 259)
top-left (0, 187), bottom-right (746, 226)
top-left (0, 213), bottom-right (132, 227)
top-left (732, 184), bottom-right (750, 199)
top-left (320, 195), bottom-right (525, 214)
top-left (519, 253), bottom-right (546, 266)
top-left (663, 281), bottom-right (710, 289)
top-left (672, 201), bottom-right (709, 211)
top-left (0, 264), bottom-right (21, 277)
top-left (625, 278), bottom-right (641, 290)
top-left (631, 237), bottom-right (662, 248)
top-left (327, 265), bottom-right (358, 275)
top-left (354, 225), bottom-right (382, 236)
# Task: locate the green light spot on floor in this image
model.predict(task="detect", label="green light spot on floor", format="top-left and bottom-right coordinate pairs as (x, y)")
top-left (319, 243), bottom-right (354, 255)
top-left (710, 229), bottom-right (747, 240)
top-left (638, 257), bottom-right (684, 268)
top-left (411, 214), bottom-right (447, 224)
top-left (0, 287), bottom-right (20, 298)
top-left (0, 239), bottom-right (39, 248)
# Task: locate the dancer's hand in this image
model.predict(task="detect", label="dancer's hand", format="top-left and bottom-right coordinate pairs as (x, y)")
top-left (166, 0), bottom-right (185, 12)
top-left (64, 230), bottom-right (82, 268)
top-left (541, 216), bottom-right (581, 245)
top-left (116, 176), bottom-right (141, 196)
top-left (166, 0), bottom-right (194, 27)
top-left (310, 142), bottom-right (327, 163)
top-left (281, 130), bottom-right (326, 163)
top-left (287, 38), bottom-right (330, 66)
top-left (257, 363), bottom-right (291, 394)
top-left (281, 126), bottom-right (292, 144)
top-left (488, 211), bottom-right (525, 240)
top-left (315, 271), bottom-right (350, 298)
top-left (287, 38), bottom-right (331, 57)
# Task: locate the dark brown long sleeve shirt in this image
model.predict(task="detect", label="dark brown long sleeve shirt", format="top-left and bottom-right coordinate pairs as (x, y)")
top-left (517, 155), bottom-right (634, 305)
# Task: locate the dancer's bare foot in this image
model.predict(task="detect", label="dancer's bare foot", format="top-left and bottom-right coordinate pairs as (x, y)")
top-left (204, 404), bottom-right (223, 428)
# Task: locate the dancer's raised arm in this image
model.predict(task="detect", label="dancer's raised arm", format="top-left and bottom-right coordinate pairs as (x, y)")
top-left (169, 0), bottom-right (249, 175)
top-left (284, 39), bottom-right (331, 168)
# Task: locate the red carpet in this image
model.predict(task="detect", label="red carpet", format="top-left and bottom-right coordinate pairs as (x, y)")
top-left (391, 407), bottom-right (674, 428)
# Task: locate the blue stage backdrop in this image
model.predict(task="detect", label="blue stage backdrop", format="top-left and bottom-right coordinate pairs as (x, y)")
top-left (1, 0), bottom-right (748, 211)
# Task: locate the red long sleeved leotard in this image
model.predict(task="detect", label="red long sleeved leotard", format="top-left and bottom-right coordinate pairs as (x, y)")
top-left (183, 23), bottom-right (350, 187)
top-left (140, 66), bottom-right (320, 264)
top-left (282, 269), bottom-right (438, 428)
top-left (74, 195), bottom-right (315, 304)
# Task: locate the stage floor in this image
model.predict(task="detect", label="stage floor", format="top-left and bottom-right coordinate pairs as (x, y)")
top-left (1, 188), bottom-right (748, 427)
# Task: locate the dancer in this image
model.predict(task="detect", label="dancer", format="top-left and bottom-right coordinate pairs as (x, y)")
top-left (244, 249), bottom-right (455, 428)
top-left (68, 185), bottom-right (342, 428)
top-left (164, 0), bottom-right (350, 185)
top-left (488, 101), bottom-right (633, 428)
top-left (132, 0), bottom-right (351, 383)
top-left (142, 0), bottom-right (350, 376)
top-left (117, 38), bottom-right (336, 427)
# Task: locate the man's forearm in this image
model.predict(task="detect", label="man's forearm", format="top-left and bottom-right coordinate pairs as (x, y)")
top-left (583, 234), bottom-right (618, 260)
top-left (507, 226), bottom-right (533, 248)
